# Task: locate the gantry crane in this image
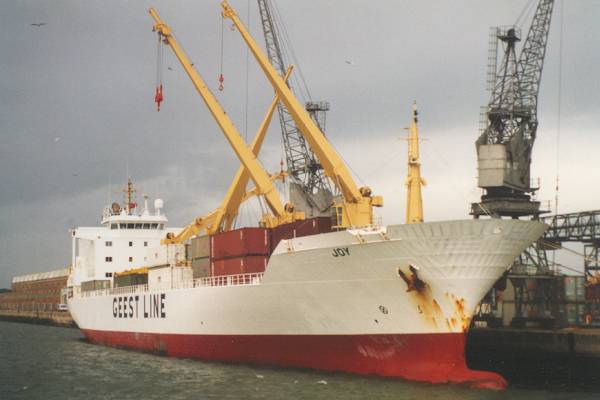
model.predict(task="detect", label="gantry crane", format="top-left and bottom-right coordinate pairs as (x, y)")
top-left (472, 0), bottom-right (555, 218)
top-left (471, 0), bottom-right (556, 328)
top-left (149, 9), bottom-right (304, 237)
top-left (256, 0), bottom-right (333, 218)
top-left (221, 1), bottom-right (382, 228)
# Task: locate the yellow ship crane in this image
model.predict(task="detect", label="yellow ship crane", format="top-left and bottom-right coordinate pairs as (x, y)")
top-left (149, 8), bottom-right (303, 236)
top-left (163, 67), bottom-right (293, 245)
top-left (219, 69), bottom-right (295, 232)
top-left (220, 1), bottom-right (382, 229)
top-left (405, 103), bottom-right (426, 224)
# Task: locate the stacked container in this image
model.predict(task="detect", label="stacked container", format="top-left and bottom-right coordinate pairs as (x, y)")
top-left (210, 227), bottom-right (270, 276)
top-left (586, 285), bottom-right (600, 302)
top-left (190, 235), bottom-right (211, 278)
top-left (564, 276), bottom-right (587, 326)
top-left (114, 273), bottom-right (148, 288)
top-left (271, 217), bottom-right (332, 252)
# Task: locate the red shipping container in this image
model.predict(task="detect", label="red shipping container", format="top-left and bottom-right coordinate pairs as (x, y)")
top-left (271, 222), bottom-right (296, 252)
top-left (211, 255), bottom-right (268, 276)
top-left (586, 286), bottom-right (600, 302)
top-left (211, 227), bottom-right (270, 259)
top-left (271, 217), bottom-right (332, 252)
top-left (295, 217), bottom-right (332, 237)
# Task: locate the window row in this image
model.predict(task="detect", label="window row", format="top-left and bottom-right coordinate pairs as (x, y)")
top-left (105, 256), bottom-right (136, 263)
top-left (105, 241), bottom-right (149, 247)
top-left (110, 223), bottom-right (164, 230)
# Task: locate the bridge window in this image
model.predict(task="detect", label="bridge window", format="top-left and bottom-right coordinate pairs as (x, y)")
top-left (105, 241), bottom-right (112, 247)
top-left (105, 257), bottom-right (113, 262)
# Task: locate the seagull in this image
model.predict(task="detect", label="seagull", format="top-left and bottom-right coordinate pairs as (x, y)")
top-left (54, 136), bottom-right (61, 143)
top-left (31, 23), bottom-right (46, 27)
top-left (345, 59), bottom-right (355, 65)
top-left (167, 66), bottom-right (173, 71)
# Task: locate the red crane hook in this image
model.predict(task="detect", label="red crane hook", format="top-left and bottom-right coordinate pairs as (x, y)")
top-left (154, 84), bottom-right (163, 112)
top-left (218, 74), bottom-right (224, 91)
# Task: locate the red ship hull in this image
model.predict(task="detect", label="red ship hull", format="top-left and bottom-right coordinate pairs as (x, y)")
top-left (82, 329), bottom-right (506, 389)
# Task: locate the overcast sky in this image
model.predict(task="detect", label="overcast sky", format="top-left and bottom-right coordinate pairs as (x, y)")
top-left (0, 1), bottom-right (599, 287)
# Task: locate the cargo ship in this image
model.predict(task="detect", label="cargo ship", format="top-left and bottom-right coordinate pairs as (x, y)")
top-left (67, 181), bottom-right (546, 390)
top-left (66, 2), bottom-right (549, 391)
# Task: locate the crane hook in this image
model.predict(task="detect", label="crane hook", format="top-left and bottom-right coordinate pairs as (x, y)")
top-left (218, 74), bottom-right (225, 91)
top-left (154, 84), bottom-right (163, 112)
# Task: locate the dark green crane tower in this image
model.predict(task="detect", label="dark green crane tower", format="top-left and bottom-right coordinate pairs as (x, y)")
top-left (472, 0), bottom-right (555, 219)
top-left (256, 0), bottom-right (333, 218)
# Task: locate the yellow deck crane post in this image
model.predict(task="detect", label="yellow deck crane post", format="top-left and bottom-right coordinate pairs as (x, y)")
top-left (220, 1), bottom-right (382, 229)
top-left (163, 67), bottom-right (295, 245)
top-left (149, 8), bottom-right (303, 237)
top-left (405, 103), bottom-right (426, 224)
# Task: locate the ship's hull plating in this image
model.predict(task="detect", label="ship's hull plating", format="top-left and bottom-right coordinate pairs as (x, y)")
top-left (69, 219), bottom-right (547, 389)
top-left (82, 330), bottom-right (503, 388)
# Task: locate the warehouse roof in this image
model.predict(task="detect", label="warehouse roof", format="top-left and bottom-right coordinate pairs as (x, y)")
top-left (12, 268), bottom-right (70, 284)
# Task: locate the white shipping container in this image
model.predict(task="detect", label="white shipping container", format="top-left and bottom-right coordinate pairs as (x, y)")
top-left (146, 244), bottom-right (187, 267)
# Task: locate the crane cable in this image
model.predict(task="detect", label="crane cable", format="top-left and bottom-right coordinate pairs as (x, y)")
top-left (515, 0), bottom-right (537, 28)
top-left (552, 0), bottom-right (565, 272)
top-left (218, 18), bottom-right (225, 91)
top-left (154, 33), bottom-right (164, 111)
top-left (270, 0), bottom-right (312, 103)
top-left (554, 0), bottom-right (564, 216)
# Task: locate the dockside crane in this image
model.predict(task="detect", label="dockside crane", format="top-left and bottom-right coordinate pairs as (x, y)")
top-left (471, 0), bottom-right (557, 328)
top-left (256, 0), bottom-right (333, 218)
top-left (149, 9), bottom-right (303, 237)
top-left (221, 1), bottom-right (382, 228)
top-left (472, 0), bottom-right (555, 219)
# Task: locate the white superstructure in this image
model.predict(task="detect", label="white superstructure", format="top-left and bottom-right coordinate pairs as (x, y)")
top-left (69, 182), bottom-right (180, 287)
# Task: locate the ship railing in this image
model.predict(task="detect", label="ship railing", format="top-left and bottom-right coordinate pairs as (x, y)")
top-left (79, 284), bottom-right (149, 298)
top-left (77, 273), bottom-right (264, 298)
top-left (192, 272), bottom-right (264, 288)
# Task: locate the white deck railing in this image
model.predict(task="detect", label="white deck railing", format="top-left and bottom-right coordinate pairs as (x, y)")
top-left (78, 272), bottom-right (264, 298)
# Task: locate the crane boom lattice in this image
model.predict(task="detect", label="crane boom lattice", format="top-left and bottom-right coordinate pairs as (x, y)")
top-left (472, 0), bottom-right (554, 219)
top-left (257, 0), bottom-right (332, 217)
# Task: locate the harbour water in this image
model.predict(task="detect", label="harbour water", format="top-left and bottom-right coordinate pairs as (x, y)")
top-left (1, 321), bottom-right (598, 400)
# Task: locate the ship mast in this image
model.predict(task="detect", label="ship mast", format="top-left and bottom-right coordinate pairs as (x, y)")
top-left (405, 103), bottom-right (425, 224)
top-left (123, 178), bottom-right (137, 215)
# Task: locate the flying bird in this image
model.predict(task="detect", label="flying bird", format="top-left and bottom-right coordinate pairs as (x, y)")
top-left (30, 23), bottom-right (46, 27)
top-left (345, 59), bottom-right (355, 65)
top-left (54, 136), bottom-right (62, 143)
top-left (167, 66), bottom-right (173, 71)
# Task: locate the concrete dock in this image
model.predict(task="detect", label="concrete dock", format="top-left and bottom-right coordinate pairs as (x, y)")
top-left (0, 310), bottom-right (74, 328)
top-left (468, 327), bottom-right (600, 358)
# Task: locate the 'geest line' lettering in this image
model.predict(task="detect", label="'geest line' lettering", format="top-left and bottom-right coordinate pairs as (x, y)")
top-left (112, 294), bottom-right (165, 319)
